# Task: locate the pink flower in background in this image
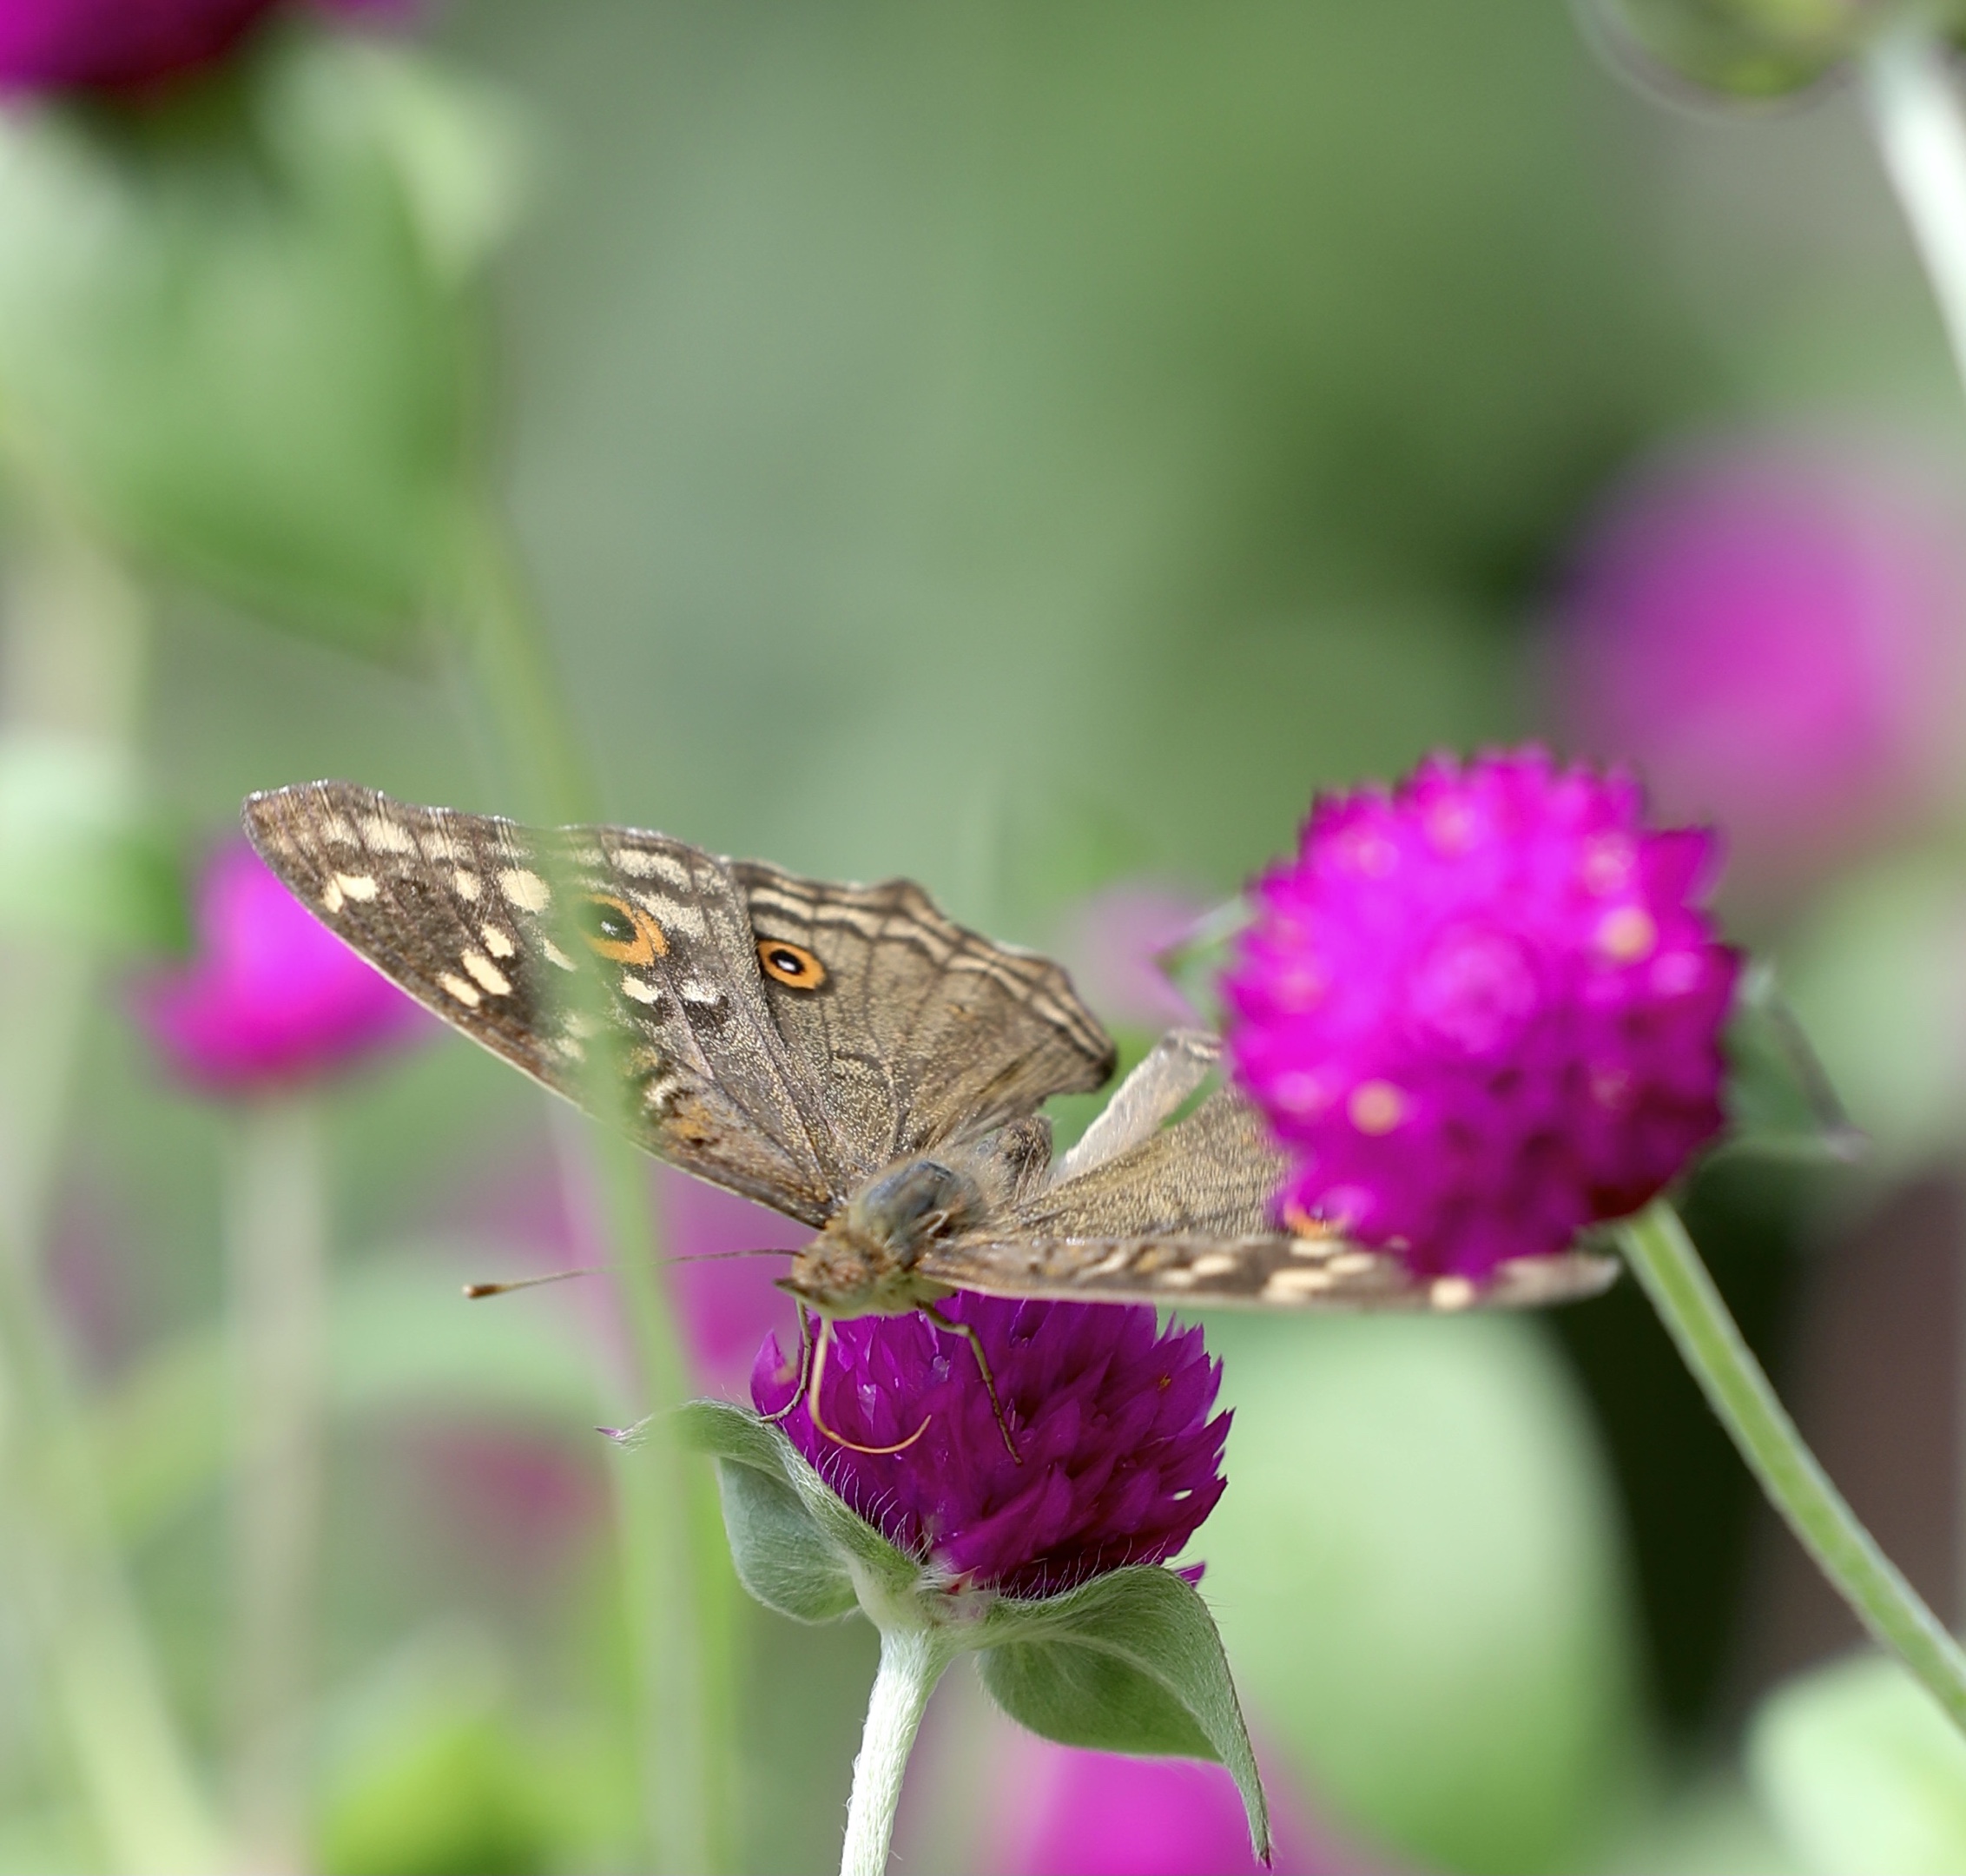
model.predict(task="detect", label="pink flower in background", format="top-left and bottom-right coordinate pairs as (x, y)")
top-left (1054, 884), bottom-right (1211, 1030)
top-left (133, 840), bottom-right (429, 1094)
top-left (1225, 750), bottom-right (1738, 1278)
top-left (0, 0), bottom-right (400, 95)
top-left (659, 1168), bottom-right (803, 1397)
top-left (984, 1734), bottom-right (1343, 1876)
top-left (1552, 436), bottom-right (1966, 891)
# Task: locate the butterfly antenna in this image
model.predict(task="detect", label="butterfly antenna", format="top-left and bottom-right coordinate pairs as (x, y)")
top-left (805, 1315), bottom-right (930, 1457)
top-left (463, 1267), bottom-right (604, 1299)
top-left (667, 1247), bottom-right (798, 1264)
top-left (920, 1302), bottom-right (1020, 1464)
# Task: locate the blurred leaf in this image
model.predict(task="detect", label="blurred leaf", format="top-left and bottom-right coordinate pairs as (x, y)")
top-left (315, 1639), bottom-right (559, 1876)
top-left (1718, 961), bottom-right (1865, 1166)
top-left (1780, 851), bottom-right (1966, 1168)
top-left (0, 732), bottom-right (187, 954)
top-left (0, 36), bottom-right (495, 657)
top-left (975, 1567), bottom-right (1269, 1863)
top-left (1747, 1650), bottom-right (1966, 1876)
top-left (1197, 1312), bottom-right (1643, 1874)
top-left (1582, 0), bottom-right (1879, 98)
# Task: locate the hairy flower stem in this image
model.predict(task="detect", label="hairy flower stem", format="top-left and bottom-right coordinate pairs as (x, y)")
top-left (841, 1623), bottom-right (955, 1876)
top-left (451, 506), bottom-right (733, 1873)
top-left (1620, 1199), bottom-right (1966, 1730)
top-left (1864, 22), bottom-right (1966, 402)
top-left (224, 1098), bottom-right (327, 1873)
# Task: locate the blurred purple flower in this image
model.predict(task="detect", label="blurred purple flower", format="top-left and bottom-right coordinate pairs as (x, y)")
top-left (1055, 883), bottom-right (1211, 1030)
top-left (1225, 749), bottom-right (1738, 1279)
top-left (753, 1293), bottom-right (1228, 1597)
top-left (1552, 437), bottom-right (1966, 890)
top-left (658, 1167), bottom-right (804, 1397)
top-left (982, 1734), bottom-right (1346, 1876)
top-left (133, 839), bottom-right (429, 1094)
top-left (0, 0), bottom-right (399, 96)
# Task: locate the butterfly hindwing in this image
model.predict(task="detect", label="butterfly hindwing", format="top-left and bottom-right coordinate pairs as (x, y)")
top-left (917, 1229), bottom-right (1619, 1310)
top-left (243, 782), bottom-right (839, 1223)
top-left (734, 860), bottom-right (1116, 1179)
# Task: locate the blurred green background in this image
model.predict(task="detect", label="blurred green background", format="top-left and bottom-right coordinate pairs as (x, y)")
top-left (6, 1), bottom-right (1966, 1872)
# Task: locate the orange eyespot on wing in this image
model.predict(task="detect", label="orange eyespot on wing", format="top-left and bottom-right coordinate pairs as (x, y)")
top-left (576, 893), bottom-right (667, 966)
top-left (757, 938), bottom-right (828, 990)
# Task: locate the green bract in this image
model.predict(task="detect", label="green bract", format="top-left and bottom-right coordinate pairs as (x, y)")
top-left (0, 35), bottom-right (521, 659)
top-left (677, 1398), bottom-right (1270, 1864)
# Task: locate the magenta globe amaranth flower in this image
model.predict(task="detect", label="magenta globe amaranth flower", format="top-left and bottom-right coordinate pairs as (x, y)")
top-left (1225, 750), bottom-right (1738, 1279)
top-left (134, 840), bottom-right (429, 1093)
top-left (753, 1292), bottom-right (1228, 1598)
top-left (1552, 437), bottom-right (1966, 892)
top-left (0, 0), bottom-right (396, 95)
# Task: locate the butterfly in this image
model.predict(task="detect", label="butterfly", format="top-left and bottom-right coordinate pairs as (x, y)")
top-left (244, 782), bottom-right (1617, 1454)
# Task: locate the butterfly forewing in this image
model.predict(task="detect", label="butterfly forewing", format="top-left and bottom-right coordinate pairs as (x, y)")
top-left (243, 782), bottom-right (838, 1223)
top-left (735, 860), bottom-right (1115, 1176)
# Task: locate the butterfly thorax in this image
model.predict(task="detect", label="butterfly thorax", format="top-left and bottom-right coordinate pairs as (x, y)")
top-left (779, 1120), bottom-right (1052, 1319)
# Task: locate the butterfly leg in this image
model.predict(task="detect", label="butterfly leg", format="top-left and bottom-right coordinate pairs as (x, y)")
top-left (1052, 1027), bottom-right (1221, 1185)
top-left (804, 1314), bottom-right (932, 1457)
top-left (761, 1304), bottom-right (814, 1426)
top-left (920, 1303), bottom-right (1019, 1464)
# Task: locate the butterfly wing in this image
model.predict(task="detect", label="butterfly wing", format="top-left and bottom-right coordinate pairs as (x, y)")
top-left (732, 860), bottom-right (1116, 1179)
top-left (916, 1084), bottom-right (1620, 1309)
top-left (243, 782), bottom-right (841, 1224)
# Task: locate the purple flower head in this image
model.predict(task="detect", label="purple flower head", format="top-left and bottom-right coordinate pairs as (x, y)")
top-left (1552, 436), bottom-right (1966, 891)
top-left (0, 0), bottom-right (399, 97)
top-left (1224, 749), bottom-right (1739, 1279)
top-left (133, 839), bottom-right (430, 1094)
top-left (752, 1292), bottom-right (1229, 1598)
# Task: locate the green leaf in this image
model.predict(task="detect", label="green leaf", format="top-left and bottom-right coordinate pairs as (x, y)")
top-left (709, 1452), bottom-right (859, 1624)
top-left (1718, 963), bottom-right (1864, 1166)
top-left (974, 1566), bottom-right (1270, 1865)
top-left (0, 37), bottom-right (490, 659)
top-left (676, 1400), bottom-right (920, 1607)
top-left (1748, 1650), bottom-right (1966, 1875)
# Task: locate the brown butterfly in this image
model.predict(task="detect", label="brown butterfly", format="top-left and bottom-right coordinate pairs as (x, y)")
top-left (244, 783), bottom-right (1616, 1453)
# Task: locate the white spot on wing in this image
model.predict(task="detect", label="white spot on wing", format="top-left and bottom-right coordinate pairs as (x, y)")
top-left (360, 814), bottom-right (416, 855)
top-left (498, 869), bottom-right (551, 912)
top-left (461, 951), bottom-right (511, 996)
top-left (679, 980), bottom-right (722, 1007)
top-left (480, 925), bottom-right (516, 959)
top-left (1430, 1276), bottom-right (1477, 1311)
top-left (1263, 1265), bottom-right (1335, 1299)
top-left (541, 938), bottom-right (577, 972)
top-left (320, 816), bottom-right (360, 848)
top-left (439, 972), bottom-right (482, 1008)
top-left (1189, 1252), bottom-right (1238, 1279)
top-left (334, 873), bottom-right (379, 902)
top-left (621, 975), bottom-right (662, 1006)
top-left (452, 869), bottom-right (481, 902)
top-left (320, 880), bottom-right (345, 915)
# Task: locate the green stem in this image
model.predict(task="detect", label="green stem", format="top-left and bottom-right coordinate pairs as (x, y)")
top-left (0, 517), bottom-right (224, 1867)
top-left (224, 1098), bottom-right (327, 1874)
top-left (839, 1625), bottom-right (954, 1876)
top-left (1619, 1199), bottom-right (1966, 1729)
top-left (449, 504), bottom-right (731, 1873)
top-left (1862, 20), bottom-right (1966, 402)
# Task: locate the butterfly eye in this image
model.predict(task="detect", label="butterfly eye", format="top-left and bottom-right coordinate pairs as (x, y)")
top-left (757, 938), bottom-right (827, 989)
top-left (576, 893), bottom-right (666, 966)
